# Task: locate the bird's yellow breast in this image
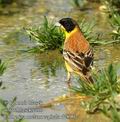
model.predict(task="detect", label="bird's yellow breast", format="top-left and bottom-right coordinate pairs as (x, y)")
top-left (65, 27), bottom-right (79, 40)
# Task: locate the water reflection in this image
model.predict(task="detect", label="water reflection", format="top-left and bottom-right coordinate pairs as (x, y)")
top-left (35, 50), bottom-right (64, 77)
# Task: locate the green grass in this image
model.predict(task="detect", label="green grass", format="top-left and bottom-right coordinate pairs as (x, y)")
top-left (99, 0), bottom-right (120, 44)
top-left (79, 19), bottom-right (107, 45)
top-left (25, 16), bottom-right (64, 53)
top-left (79, 19), bottom-right (120, 45)
top-left (71, 63), bottom-right (120, 120)
top-left (0, 59), bottom-right (6, 76)
top-left (110, 12), bottom-right (120, 42)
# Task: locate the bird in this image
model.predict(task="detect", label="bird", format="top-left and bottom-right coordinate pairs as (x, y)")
top-left (56, 18), bottom-right (94, 86)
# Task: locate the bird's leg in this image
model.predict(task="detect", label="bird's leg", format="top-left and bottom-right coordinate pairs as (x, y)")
top-left (67, 72), bottom-right (71, 87)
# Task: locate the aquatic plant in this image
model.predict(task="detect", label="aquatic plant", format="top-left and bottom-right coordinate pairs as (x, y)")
top-left (0, 59), bottom-right (6, 76)
top-left (99, 0), bottom-right (120, 44)
top-left (71, 63), bottom-right (120, 120)
top-left (79, 19), bottom-right (120, 45)
top-left (0, 97), bottom-right (26, 122)
top-left (110, 12), bottom-right (120, 42)
top-left (72, 0), bottom-right (86, 8)
top-left (101, 104), bottom-right (120, 122)
top-left (79, 19), bottom-right (103, 45)
top-left (25, 16), bottom-right (64, 53)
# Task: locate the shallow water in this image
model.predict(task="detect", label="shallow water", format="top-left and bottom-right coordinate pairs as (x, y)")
top-left (0, 0), bottom-right (120, 122)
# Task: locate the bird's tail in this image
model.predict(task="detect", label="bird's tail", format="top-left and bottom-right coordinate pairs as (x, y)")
top-left (78, 71), bottom-right (94, 83)
top-left (84, 75), bottom-right (94, 83)
top-left (80, 67), bottom-right (94, 83)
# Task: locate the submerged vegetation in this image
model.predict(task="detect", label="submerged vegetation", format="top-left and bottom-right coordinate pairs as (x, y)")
top-left (71, 63), bottom-right (120, 120)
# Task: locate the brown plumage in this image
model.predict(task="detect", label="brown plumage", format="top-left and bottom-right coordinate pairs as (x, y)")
top-left (64, 27), bottom-right (89, 53)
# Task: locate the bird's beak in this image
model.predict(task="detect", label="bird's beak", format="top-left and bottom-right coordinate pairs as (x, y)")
top-left (55, 22), bottom-right (61, 27)
top-left (55, 22), bottom-right (65, 31)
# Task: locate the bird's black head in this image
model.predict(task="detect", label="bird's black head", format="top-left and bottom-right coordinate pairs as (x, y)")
top-left (59, 18), bottom-right (77, 32)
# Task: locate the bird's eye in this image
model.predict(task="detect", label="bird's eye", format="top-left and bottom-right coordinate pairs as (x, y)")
top-left (64, 22), bottom-right (70, 29)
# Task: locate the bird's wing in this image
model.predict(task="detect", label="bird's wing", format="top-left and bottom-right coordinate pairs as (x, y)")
top-left (63, 49), bottom-right (93, 74)
top-left (84, 48), bottom-right (93, 68)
